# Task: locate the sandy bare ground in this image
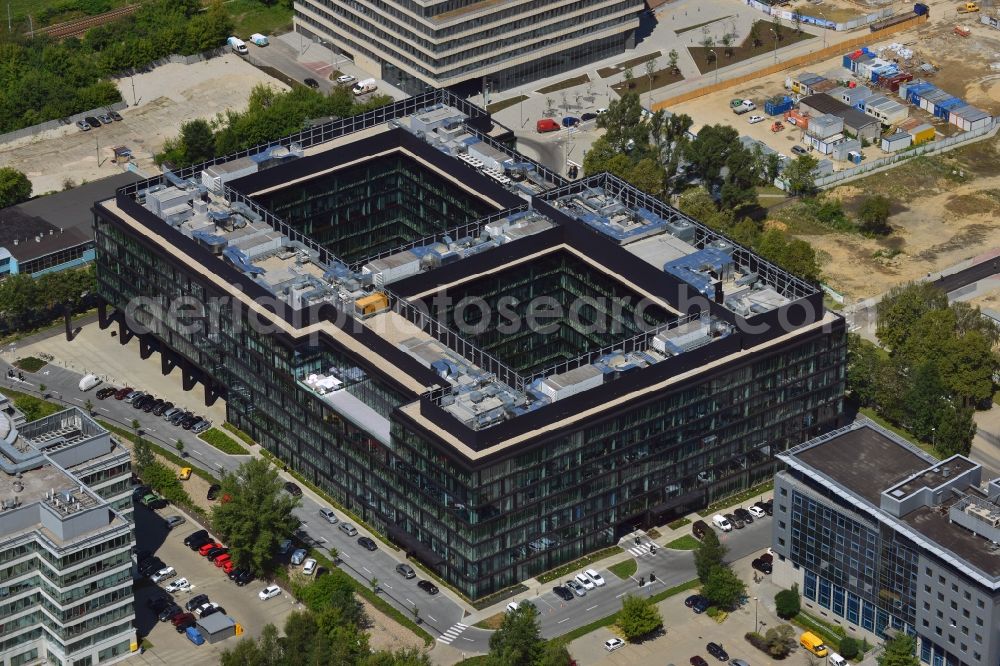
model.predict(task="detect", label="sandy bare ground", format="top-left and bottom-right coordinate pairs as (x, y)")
top-left (0, 56), bottom-right (287, 193)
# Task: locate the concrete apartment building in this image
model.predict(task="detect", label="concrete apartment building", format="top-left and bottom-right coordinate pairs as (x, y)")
top-left (0, 399), bottom-right (136, 666)
top-left (774, 419), bottom-right (1000, 666)
top-left (292, 0), bottom-right (646, 95)
top-left (92, 91), bottom-right (844, 599)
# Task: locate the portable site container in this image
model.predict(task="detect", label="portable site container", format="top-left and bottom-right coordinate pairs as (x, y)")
top-left (902, 81), bottom-right (933, 105)
top-left (852, 54), bottom-right (875, 75)
top-left (881, 131), bottom-right (912, 151)
top-left (765, 96), bottom-right (794, 115)
top-left (917, 88), bottom-right (948, 113)
top-left (785, 108), bottom-right (811, 129)
top-left (793, 72), bottom-right (825, 95)
top-left (806, 114), bottom-right (844, 140)
top-left (907, 123), bottom-right (935, 144)
top-left (805, 132), bottom-right (843, 155)
top-left (878, 72), bottom-right (912, 93)
top-left (832, 139), bottom-right (862, 161)
top-left (841, 85), bottom-right (872, 107)
top-left (950, 105), bottom-right (992, 131)
top-left (934, 97), bottom-right (964, 120)
top-left (812, 80), bottom-right (838, 94)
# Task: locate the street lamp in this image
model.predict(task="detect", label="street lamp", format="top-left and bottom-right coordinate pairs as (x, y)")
top-left (816, 9), bottom-right (827, 49)
top-left (709, 49), bottom-right (719, 84)
top-left (754, 596), bottom-right (759, 632)
top-left (769, 29), bottom-right (778, 65)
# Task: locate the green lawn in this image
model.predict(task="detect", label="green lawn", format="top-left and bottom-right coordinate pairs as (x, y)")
top-left (535, 74), bottom-right (590, 95)
top-left (199, 427), bottom-right (250, 455)
top-left (486, 95), bottom-right (528, 114)
top-left (536, 546), bottom-right (624, 583)
top-left (222, 422), bottom-right (257, 447)
top-left (227, 0), bottom-right (294, 37)
top-left (13, 357), bottom-right (47, 373)
top-left (608, 559), bottom-right (637, 580)
top-left (667, 517), bottom-right (691, 530)
top-left (699, 480), bottom-right (774, 517)
top-left (665, 535), bottom-right (700, 550)
top-left (0, 388), bottom-right (61, 422)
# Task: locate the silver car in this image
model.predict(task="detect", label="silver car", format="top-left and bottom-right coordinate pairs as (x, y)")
top-left (565, 579), bottom-right (586, 596)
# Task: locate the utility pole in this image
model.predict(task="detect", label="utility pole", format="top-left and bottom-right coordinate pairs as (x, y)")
top-left (130, 76), bottom-right (137, 106)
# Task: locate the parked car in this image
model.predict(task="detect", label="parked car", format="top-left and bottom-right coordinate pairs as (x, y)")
top-left (174, 613), bottom-right (197, 632)
top-left (290, 549), bottom-right (307, 565)
top-left (214, 554), bottom-right (232, 568)
top-left (192, 420), bottom-right (211, 434)
top-left (150, 566), bottom-right (176, 583)
top-left (163, 407), bottom-right (181, 420)
top-left (692, 596), bottom-right (711, 613)
top-left (584, 569), bottom-right (605, 587)
top-left (752, 558), bottom-right (772, 574)
top-left (319, 507), bottom-right (338, 524)
top-left (395, 563), bottom-right (415, 579)
top-left (96, 112), bottom-right (114, 125)
top-left (303, 558), bottom-right (317, 575)
top-left (199, 542), bottom-right (223, 556)
top-left (185, 594), bottom-right (210, 612)
top-left (747, 115), bottom-right (765, 124)
top-left (574, 572), bottom-right (595, 591)
top-left (206, 548), bottom-right (229, 562)
top-left (141, 494), bottom-right (166, 510)
top-left (725, 512), bottom-right (744, 529)
top-left (228, 566), bottom-right (247, 581)
top-left (186, 626), bottom-right (206, 645)
top-left (207, 484), bottom-right (221, 501)
top-left (200, 604), bottom-right (224, 618)
top-left (596, 107), bottom-right (607, 115)
top-left (165, 515), bottom-right (186, 529)
top-left (182, 416), bottom-right (202, 430)
top-left (109, 110), bottom-right (123, 121)
top-left (759, 552), bottom-right (773, 564)
top-left (759, 499), bottom-right (773, 515)
top-left (222, 559), bottom-right (236, 574)
top-left (148, 596), bottom-right (172, 614)
top-left (139, 557), bottom-right (165, 576)
top-left (733, 508), bottom-right (754, 525)
top-left (123, 390), bottom-right (142, 404)
top-left (235, 569), bottom-right (255, 586)
top-left (259, 585), bottom-right (282, 601)
top-left (336, 74), bottom-right (356, 84)
top-left (85, 116), bottom-right (102, 127)
top-left (684, 594), bottom-right (707, 608)
top-left (692, 519), bottom-right (710, 539)
top-left (153, 401), bottom-right (173, 416)
top-left (96, 387), bottom-right (116, 399)
top-left (604, 638), bottom-right (625, 652)
top-left (562, 116), bottom-right (579, 127)
top-left (187, 534), bottom-right (212, 551)
top-left (565, 579), bottom-right (586, 596)
top-left (339, 523), bottom-right (358, 537)
top-left (358, 536), bottom-right (377, 551)
top-left (284, 482), bottom-right (303, 497)
top-left (158, 603), bottom-right (183, 622)
top-left (792, 145), bottom-right (809, 156)
top-left (706, 642), bottom-right (729, 661)
top-left (76, 119), bottom-right (91, 131)
top-left (114, 387), bottom-right (133, 400)
top-left (146, 398), bottom-right (163, 413)
top-left (304, 78), bottom-right (319, 88)
top-left (747, 505), bottom-right (766, 519)
top-left (553, 585), bottom-right (574, 601)
top-left (690, 657), bottom-right (709, 666)
top-left (712, 514), bottom-right (732, 532)
top-left (581, 112), bottom-right (597, 121)
top-left (417, 579), bottom-right (439, 595)
top-left (536, 118), bottom-right (560, 133)
top-left (165, 578), bottom-right (191, 593)
top-left (505, 601), bottom-right (519, 613)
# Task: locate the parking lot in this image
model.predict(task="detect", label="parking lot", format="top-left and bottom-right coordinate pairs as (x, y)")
top-left (132, 503), bottom-right (300, 664)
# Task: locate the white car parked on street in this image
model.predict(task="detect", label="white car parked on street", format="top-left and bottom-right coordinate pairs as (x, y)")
top-left (712, 514), bottom-right (733, 532)
top-left (165, 577), bottom-right (190, 593)
top-left (259, 585), bottom-right (282, 601)
top-left (604, 638), bottom-right (625, 652)
top-left (151, 566), bottom-right (176, 583)
top-left (747, 505), bottom-right (766, 519)
top-left (585, 569), bottom-right (605, 587)
top-left (574, 572), bottom-right (595, 590)
top-left (747, 115), bottom-right (765, 124)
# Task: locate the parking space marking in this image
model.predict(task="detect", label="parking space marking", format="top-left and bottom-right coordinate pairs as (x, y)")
top-left (341, 552), bottom-right (350, 558)
top-left (586, 604), bottom-right (598, 611)
top-left (558, 617), bottom-right (570, 624)
top-left (406, 598), bottom-right (414, 605)
top-left (616, 592), bottom-right (627, 598)
top-left (535, 596), bottom-right (556, 610)
top-left (383, 583), bottom-right (392, 589)
top-left (363, 566), bottom-right (372, 574)
top-left (427, 615), bottom-right (437, 622)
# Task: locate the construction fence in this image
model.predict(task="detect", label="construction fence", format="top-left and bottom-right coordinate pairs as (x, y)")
top-left (746, 0), bottom-right (894, 31)
top-left (652, 14), bottom-right (928, 111)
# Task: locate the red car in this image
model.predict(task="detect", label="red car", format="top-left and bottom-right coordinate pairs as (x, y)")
top-left (199, 542), bottom-right (223, 556)
top-left (215, 554), bottom-right (232, 568)
top-left (114, 387), bottom-right (133, 400)
top-left (222, 559), bottom-right (236, 574)
top-left (171, 612), bottom-right (196, 627)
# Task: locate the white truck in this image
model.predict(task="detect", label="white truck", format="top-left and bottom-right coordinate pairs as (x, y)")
top-left (352, 78), bottom-right (377, 96)
top-left (732, 99), bottom-right (756, 115)
top-left (227, 36), bottom-right (248, 55)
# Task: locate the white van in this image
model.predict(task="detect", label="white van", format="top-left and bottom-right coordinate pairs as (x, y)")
top-left (249, 33), bottom-right (269, 47)
top-left (712, 514), bottom-right (733, 532)
top-left (828, 653), bottom-right (849, 666)
top-left (352, 78), bottom-right (377, 96)
top-left (78, 374), bottom-right (102, 392)
top-left (227, 36), bottom-right (248, 55)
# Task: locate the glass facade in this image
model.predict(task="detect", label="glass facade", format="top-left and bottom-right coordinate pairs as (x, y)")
top-left (294, 0), bottom-right (642, 93)
top-left (95, 207), bottom-right (845, 597)
top-left (256, 154), bottom-right (496, 263)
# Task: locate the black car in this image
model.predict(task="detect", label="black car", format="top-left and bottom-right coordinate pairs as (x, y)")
top-left (207, 484), bottom-right (222, 501)
top-left (751, 558), bottom-right (772, 575)
top-left (206, 548), bottom-right (229, 562)
top-left (185, 594), bottom-right (210, 612)
top-left (182, 416), bottom-right (202, 430)
top-left (85, 116), bottom-right (102, 127)
top-left (153, 401), bottom-right (173, 416)
top-left (235, 569), bottom-right (255, 586)
top-left (684, 594), bottom-right (707, 608)
top-left (553, 585), bottom-right (574, 601)
top-left (725, 512), bottom-right (744, 529)
top-left (96, 387), bottom-right (116, 399)
top-left (733, 508), bottom-right (754, 525)
top-left (228, 566), bottom-right (246, 581)
top-left (357, 536), bottom-right (377, 551)
top-left (158, 603), bottom-right (183, 622)
top-left (138, 558), bottom-right (165, 577)
top-left (692, 596), bottom-right (711, 614)
top-left (763, 499), bottom-right (773, 515)
top-left (146, 398), bottom-right (163, 413)
top-left (417, 580), bottom-right (439, 595)
top-left (706, 642), bottom-right (728, 661)
top-left (284, 482), bottom-right (302, 497)
top-left (184, 530), bottom-right (209, 547)
top-left (200, 604), bottom-right (225, 618)
top-left (304, 78), bottom-right (319, 88)
top-left (147, 595), bottom-right (171, 612)
top-left (690, 658), bottom-right (708, 666)
top-left (132, 484), bottom-right (151, 500)
top-left (109, 110), bottom-right (123, 121)
top-left (134, 395), bottom-right (153, 410)
top-left (170, 410), bottom-right (192, 425)
top-left (187, 534), bottom-right (212, 551)
top-left (581, 112), bottom-right (597, 121)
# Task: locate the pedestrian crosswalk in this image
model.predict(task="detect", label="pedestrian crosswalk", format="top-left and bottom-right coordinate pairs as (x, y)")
top-left (626, 543), bottom-right (652, 557)
top-left (437, 622), bottom-right (468, 644)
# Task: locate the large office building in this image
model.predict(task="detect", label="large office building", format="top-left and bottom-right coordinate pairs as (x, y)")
top-left (0, 399), bottom-right (137, 666)
top-left (292, 0), bottom-right (645, 95)
top-left (774, 419), bottom-right (1000, 666)
top-left (93, 91), bottom-right (845, 598)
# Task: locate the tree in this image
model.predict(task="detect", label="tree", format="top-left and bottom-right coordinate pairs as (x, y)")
top-left (774, 16), bottom-right (784, 41)
top-left (212, 457), bottom-right (301, 575)
top-left (858, 195), bottom-right (892, 235)
top-left (537, 642), bottom-right (574, 666)
top-left (667, 48), bottom-right (679, 74)
top-left (220, 623), bottom-right (283, 666)
top-left (616, 594), bottom-right (663, 640)
top-left (847, 334), bottom-right (883, 407)
top-left (175, 439), bottom-right (185, 456)
top-left (487, 602), bottom-right (543, 666)
top-left (721, 143), bottom-right (760, 211)
top-left (878, 634), bottom-right (919, 666)
top-left (38, 383), bottom-right (47, 398)
top-left (935, 403), bottom-right (976, 457)
top-left (701, 34), bottom-right (715, 62)
top-left (755, 229), bottom-right (821, 282)
top-left (783, 153), bottom-right (818, 195)
top-left (720, 32), bottom-right (734, 58)
top-left (749, 20), bottom-right (762, 48)
top-left (684, 124), bottom-right (739, 192)
top-left (623, 67), bottom-right (635, 89)
top-left (644, 57), bottom-right (658, 92)
top-left (793, 12), bottom-right (802, 34)
top-left (876, 283), bottom-right (948, 353)
top-left (764, 624), bottom-right (796, 658)
top-left (702, 565), bottom-right (746, 609)
top-left (0, 167), bottom-right (32, 208)
top-left (694, 528), bottom-right (727, 583)
top-left (839, 636), bottom-right (860, 660)
top-left (774, 584), bottom-right (800, 619)
top-left (133, 436), bottom-right (155, 475)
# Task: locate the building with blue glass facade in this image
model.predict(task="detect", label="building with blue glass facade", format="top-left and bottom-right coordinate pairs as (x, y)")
top-left (774, 419), bottom-right (1000, 666)
top-left (92, 91), bottom-right (845, 599)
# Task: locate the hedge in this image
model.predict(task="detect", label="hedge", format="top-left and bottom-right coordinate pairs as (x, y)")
top-left (199, 427), bottom-right (249, 455)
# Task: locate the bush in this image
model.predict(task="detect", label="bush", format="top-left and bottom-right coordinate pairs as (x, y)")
top-left (706, 606), bottom-right (720, 618)
top-left (745, 631), bottom-right (768, 652)
top-left (839, 636), bottom-right (859, 659)
top-left (199, 427), bottom-right (249, 455)
top-left (13, 357), bottom-right (47, 373)
top-left (775, 585), bottom-right (801, 619)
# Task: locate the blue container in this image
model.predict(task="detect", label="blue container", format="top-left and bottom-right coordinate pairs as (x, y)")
top-left (765, 96), bottom-right (793, 116)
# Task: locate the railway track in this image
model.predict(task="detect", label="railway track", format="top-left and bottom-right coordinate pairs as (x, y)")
top-left (38, 4), bottom-right (140, 39)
